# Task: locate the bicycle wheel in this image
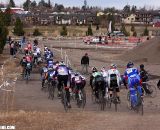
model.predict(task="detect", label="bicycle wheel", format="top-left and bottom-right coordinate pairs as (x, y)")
top-left (61, 89), bottom-right (68, 112)
top-left (113, 94), bottom-right (118, 112)
top-left (25, 70), bottom-right (29, 84)
top-left (137, 92), bottom-right (144, 115)
top-left (48, 81), bottom-right (54, 100)
top-left (81, 89), bottom-right (86, 108)
top-left (147, 83), bottom-right (157, 98)
top-left (98, 89), bottom-right (105, 111)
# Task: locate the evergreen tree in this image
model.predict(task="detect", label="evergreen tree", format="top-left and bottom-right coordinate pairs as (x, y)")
top-left (31, 0), bottom-right (37, 7)
top-left (33, 28), bottom-right (42, 36)
top-left (133, 31), bottom-right (137, 37)
top-left (23, 0), bottom-right (31, 11)
top-left (60, 25), bottom-right (67, 36)
top-left (13, 17), bottom-right (25, 36)
top-left (96, 24), bottom-right (99, 30)
top-left (48, 0), bottom-right (52, 8)
top-left (131, 25), bottom-right (135, 32)
top-left (86, 24), bottom-right (93, 36)
top-left (8, 0), bottom-right (15, 7)
top-left (143, 26), bottom-right (149, 36)
top-left (0, 13), bottom-right (9, 54)
top-left (121, 24), bottom-right (129, 36)
top-left (4, 7), bottom-right (12, 26)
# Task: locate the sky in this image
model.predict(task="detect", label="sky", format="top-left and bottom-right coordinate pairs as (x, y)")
top-left (1, 0), bottom-right (160, 9)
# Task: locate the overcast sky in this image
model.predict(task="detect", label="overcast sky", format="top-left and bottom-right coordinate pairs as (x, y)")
top-left (2, 0), bottom-right (160, 9)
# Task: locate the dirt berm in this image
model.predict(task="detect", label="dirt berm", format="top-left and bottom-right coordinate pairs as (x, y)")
top-left (119, 36), bottom-right (160, 64)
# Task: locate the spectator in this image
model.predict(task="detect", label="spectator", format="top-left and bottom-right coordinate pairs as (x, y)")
top-left (10, 41), bottom-right (14, 55)
top-left (81, 53), bottom-right (89, 74)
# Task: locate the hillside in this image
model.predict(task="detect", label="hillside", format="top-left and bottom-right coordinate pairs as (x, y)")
top-left (120, 36), bottom-right (160, 64)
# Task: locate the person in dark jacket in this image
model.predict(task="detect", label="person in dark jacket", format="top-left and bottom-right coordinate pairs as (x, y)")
top-left (81, 53), bottom-right (89, 74)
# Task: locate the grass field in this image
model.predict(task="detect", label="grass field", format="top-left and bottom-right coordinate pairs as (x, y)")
top-left (8, 25), bottom-right (160, 37)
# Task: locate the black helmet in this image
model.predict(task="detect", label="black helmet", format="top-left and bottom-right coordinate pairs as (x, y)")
top-left (140, 64), bottom-right (144, 69)
top-left (92, 67), bottom-right (97, 73)
top-left (127, 61), bottom-right (134, 68)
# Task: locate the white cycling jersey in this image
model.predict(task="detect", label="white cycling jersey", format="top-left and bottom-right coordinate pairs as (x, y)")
top-left (107, 69), bottom-right (121, 87)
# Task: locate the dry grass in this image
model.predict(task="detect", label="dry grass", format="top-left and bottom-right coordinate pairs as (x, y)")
top-left (0, 111), bottom-right (86, 130)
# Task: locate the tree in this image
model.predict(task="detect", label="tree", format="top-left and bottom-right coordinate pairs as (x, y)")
top-left (123, 5), bottom-right (130, 13)
top-left (133, 31), bottom-right (137, 37)
top-left (8, 0), bottom-right (15, 7)
top-left (121, 24), bottom-right (129, 36)
top-left (131, 25), bottom-right (135, 32)
top-left (48, 0), bottom-right (52, 8)
top-left (13, 17), bottom-right (25, 36)
top-left (55, 4), bottom-right (64, 12)
top-left (33, 28), bottom-right (42, 36)
top-left (86, 24), bottom-right (93, 36)
top-left (31, 1), bottom-right (37, 7)
top-left (60, 25), bottom-right (67, 36)
top-left (143, 26), bottom-right (149, 36)
top-left (23, 0), bottom-right (31, 11)
top-left (96, 24), bottom-right (99, 30)
top-left (0, 12), bottom-right (9, 54)
top-left (131, 6), bottom-right (137, 13)
top-left (4, 7), bottom-right (12, 26)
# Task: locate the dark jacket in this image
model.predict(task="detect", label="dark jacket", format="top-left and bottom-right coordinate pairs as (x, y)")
top-left (81, 55), bottom-right (89, 65)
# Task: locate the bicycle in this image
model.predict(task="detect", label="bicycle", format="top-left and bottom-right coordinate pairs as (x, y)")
top-left (73, 84), bottom-right (86, 108)
top-left (48, 78), bottom-right (56, 100)
top-left (141, 81), bottom-right (157, 98)
top-left (127, 86), bottom-right (144, 115)
top-left (60, 81), bottom-right (70, 112)
top-left (92, 81), bottom-right (106, 111)
top-left (98, 87), bottom-right (106, 111)
top-left (107, 86), bottom-right (119, 112)
top-left (24, 63), bottom-right (31, 83)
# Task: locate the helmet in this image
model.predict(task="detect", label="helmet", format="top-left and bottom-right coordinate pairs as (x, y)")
top-left (75, 72), bottom-right (79, 76)
top-left (110, 64), bottom-right (117, 69)
top-left (101, 67), bottom-right (106, 72)
top-left (59, 61), bottom-right (65, 66)
top-left (92, 67), bottom-right (97, 73)
top-left (127, 61), bottom-right (134, 68)
top-left (140, 64), bottom-right (144, 69)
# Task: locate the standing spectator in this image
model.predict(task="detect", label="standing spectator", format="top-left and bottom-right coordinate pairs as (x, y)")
top-left (81, 53), bottom-right (89, 74)
top-left (10, 41), bottom-right (14, 56)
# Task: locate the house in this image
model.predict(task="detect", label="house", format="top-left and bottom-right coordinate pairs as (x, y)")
top-left (122, 14), bottom-right (136, 24)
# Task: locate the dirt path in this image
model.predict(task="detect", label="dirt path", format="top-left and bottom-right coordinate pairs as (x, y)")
top-left (13, 40), bottom-right (160, 130)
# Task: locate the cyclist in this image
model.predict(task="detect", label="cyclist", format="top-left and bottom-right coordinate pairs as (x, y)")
top-left (24, 57), bottom-right (32, 78)
top-left (40, 63), bottom-right (48, 88)
top-left (139, 64), bottom-right (151, 94)
top-left (107, 64), bottom-right (121, 102)
top-left (33, 49), bottom-right (38, 66)
top-left (91, 68), bottom-right (105, 99)
top-left (124, 62), bottom-right (142, 106)
top-left (55, 61), bottom-right (71, 108)
top-left (20, 56), bottom-right (27, 75)
top-left (72, 73), bottom-right (86, 90)
top-left (47, 58), bottom-right (54, 68)
top-left (90, 67), bottom-right (98, 91)
top-left (27, 42), bottom-right (32, 54)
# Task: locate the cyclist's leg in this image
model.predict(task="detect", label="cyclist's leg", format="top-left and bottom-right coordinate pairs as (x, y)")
top-left (57, 75), bottom-right (62, 96)
top-left (95, 81), bottom-right (99, 99)
top-left (142, 82), bottom-right (151, 94)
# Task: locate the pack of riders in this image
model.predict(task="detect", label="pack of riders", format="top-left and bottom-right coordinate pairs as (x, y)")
top-left (20, 39), bottom-right (158, 110)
